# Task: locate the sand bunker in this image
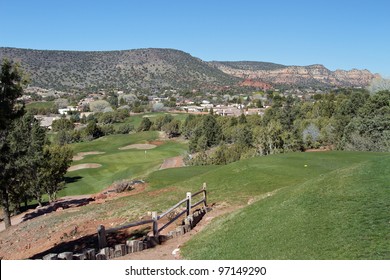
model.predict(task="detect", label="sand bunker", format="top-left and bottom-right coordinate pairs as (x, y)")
top-left (68, 163), bottom-right (102, 172)
top-left (119, 144), bottom-right (157, 150)
top-left (72, 151), bottom-right (105, 161)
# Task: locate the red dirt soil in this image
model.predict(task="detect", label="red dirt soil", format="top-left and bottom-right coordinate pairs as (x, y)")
top-left (160, 156), bottom-right (184, 170)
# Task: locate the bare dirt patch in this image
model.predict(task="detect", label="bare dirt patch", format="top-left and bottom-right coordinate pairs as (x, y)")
top-left (0, 185), bottom-right (148, 259)
top-left (91, 182), bottom-right (148, 202)
top-left (149, 140), bottom-right (164, 146)
top-left (72, 151), bottom-right (105, 161)
top-left (67, 163), bottom-right (102, 172)
top-left (160, 156), bottom-right (185, 170)
top-left (119, 144), bottom-right (157, 150)
top-left (305, 145), bottom-right (332, 152)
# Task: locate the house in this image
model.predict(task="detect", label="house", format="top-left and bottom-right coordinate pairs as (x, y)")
top-left (58, 106), bottom-right (78, 115)
top-left (182, 106), bottom-right (204, 113)
top-left (34, 115), bottom-right (61, 129)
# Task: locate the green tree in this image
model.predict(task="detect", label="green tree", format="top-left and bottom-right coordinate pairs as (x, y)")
top-left (209, 143), bottom-right (228, 165)
top-left (254, 120), bottom-right (283, 155)
top-left (107, 95), bottom-right (118, 108)
top-left (0, 60), bottom-right (26, 228)
top-left (162, 119), bottom-right (181, 138)
top-left (238, 113), bottom-right (247, 124)
top-left (7, 113), bottom-right (46, 209)
top-left (55, 129), bottom-right (74, 145)
top-left (233, 124), bottom-right (253, 147)
top-left (115, 123), bottom-right (134, 134)
top-left (196, 135), bottom-right (208, 152)
top-left (51, 117), bottom-right (74, 132)
top-left (153, 114), bottom-right (173, 131)
top-left (82, 121), bottom-right (103, 140)
top-left (181, 114), bottom-right (198, 139)
top-left (89, 100), bottom-right (112, 113)
top-left (342, 91), bottom-right (390, 151)
top-left (137, 117), bottom-right (153, 132)
top-left (256, 99), bottom-right (263, 108)
top-left (201, 114), bottom-right (222, 148)
top-left (39, 145), bottom-right (73, 202)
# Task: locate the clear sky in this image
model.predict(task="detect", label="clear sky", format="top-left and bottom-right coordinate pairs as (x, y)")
top-left (1, 0), bottom-right (389, 76)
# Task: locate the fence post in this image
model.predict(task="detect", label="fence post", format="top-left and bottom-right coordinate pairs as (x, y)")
top-left (203, 182), bottom-right (207, 207)
top-left (97, 225), bottom-right (107, 249)
top-left (186, 192), bottom-right (192, 216)
top-left (152, 211), bottom-right (159, 237)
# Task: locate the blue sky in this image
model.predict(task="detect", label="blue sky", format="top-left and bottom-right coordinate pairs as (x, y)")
top-left (1, 0), bottom-right (389, 76)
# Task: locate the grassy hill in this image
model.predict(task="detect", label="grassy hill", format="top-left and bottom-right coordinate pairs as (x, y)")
top-left (176, 152), bottom-right (390, 259)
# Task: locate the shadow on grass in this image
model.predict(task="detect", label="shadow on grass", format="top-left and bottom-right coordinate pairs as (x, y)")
top-left (65, 176), bottom-right (83, 184)
top-left (21, 197), bottom-right (94, 222)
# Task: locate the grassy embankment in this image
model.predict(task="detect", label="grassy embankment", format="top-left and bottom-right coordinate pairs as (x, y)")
top-left (173, 152), bottom-right (390, 259)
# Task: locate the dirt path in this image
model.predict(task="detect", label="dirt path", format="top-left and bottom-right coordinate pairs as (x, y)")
top-left (116, 204), bottom-right (238, 260)
top-left (160, 156), bottom-right (184, 170)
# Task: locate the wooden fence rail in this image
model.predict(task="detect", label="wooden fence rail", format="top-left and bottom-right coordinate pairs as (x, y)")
top-left (97, 183), bottom-right (207, 249)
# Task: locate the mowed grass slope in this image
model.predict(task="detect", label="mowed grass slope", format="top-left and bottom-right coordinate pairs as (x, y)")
top-left (147, 151), bottom-right (385, 206)
top-left (178, 152), bottom-right (390, 259)
top-left (60, 131), bottom-right (187, 196)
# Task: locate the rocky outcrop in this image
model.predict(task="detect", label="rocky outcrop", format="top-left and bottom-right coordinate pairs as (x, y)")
top-left (213, 62), bottom-right (380, 88)
top-left (239, 79), bottom-right (273, 90)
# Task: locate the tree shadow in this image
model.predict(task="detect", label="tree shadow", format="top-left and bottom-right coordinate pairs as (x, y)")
top-left (21, 197), bottom-right (94, 222)
top-left (64, 176), bottom-right (83, 184)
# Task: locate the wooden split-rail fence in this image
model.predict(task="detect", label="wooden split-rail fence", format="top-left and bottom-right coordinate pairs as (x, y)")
top-left (97, 183), bottom-right (207, 249)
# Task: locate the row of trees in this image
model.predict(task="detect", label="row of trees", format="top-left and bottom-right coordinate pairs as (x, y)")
top-left (125, 87), bottom-right (389, 167)
top-left (52, 109), bottom-right (135, 145)
top-left (137, 114), bottom-right (181, 137)
top-left (1, 60), bottom-right (73, 229)
top-left (179, 88), bottom-right (390, 165)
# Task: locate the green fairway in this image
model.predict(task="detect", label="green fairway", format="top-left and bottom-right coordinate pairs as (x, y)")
top-left (60, 131), bottom-right (187, 196)
top-left (178, 152), bottom-right (390, 259)
top-left (26, 101), bottom-right (55, 110)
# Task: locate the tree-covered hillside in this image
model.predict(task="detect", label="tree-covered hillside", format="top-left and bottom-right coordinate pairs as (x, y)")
top-left (0, 48), bottom-right (239, 91)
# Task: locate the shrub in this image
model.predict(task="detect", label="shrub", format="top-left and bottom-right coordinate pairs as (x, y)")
top-left (115, 123), bottom-right (134, 134)
top-left (110, 180), bottom-right (135, 193)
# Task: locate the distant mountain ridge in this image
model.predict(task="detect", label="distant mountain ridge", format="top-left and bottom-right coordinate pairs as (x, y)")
top-left (210, 61), bottom-right (287, 71)
top-left (210, 61), bottom-right (379, 88)
top-left (0, 47), bottom-right (237, 91)
top-left (0, 47), bottom-right (379, 91)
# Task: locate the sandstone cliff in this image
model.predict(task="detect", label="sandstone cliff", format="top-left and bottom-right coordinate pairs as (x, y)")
top-left (211, 62), bottom-right (379, 88)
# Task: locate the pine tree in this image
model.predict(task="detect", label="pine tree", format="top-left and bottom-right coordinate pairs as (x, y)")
top-left (0, 60), bottom-right (26, 228)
